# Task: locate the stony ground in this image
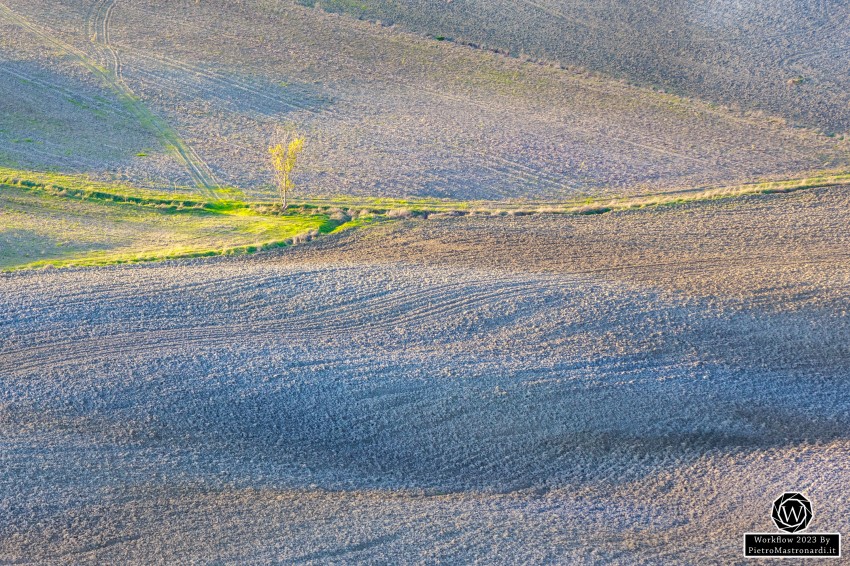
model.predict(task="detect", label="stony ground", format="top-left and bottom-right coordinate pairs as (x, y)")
top-left (1, 0), bottom-right (848, 198)
top-left (2, 188), bottom-right (848, 563)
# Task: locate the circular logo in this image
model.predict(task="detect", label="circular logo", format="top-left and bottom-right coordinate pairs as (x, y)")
top-left (772, 493), bottom-right (812, 533)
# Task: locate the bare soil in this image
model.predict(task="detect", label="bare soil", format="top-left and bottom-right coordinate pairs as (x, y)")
top-left (316, 0), bottom-right (850, 134)
top-left (1, 0), bottom-right (847, 198)
top-left (1, 190), bottom-right (848, 563)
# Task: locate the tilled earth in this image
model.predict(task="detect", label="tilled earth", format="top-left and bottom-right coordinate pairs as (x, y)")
top-left (319, 0), bottom-right (850, 134)
top-left (1, 188), bottom-right (848, 563)
top-left (1, 0), bottom-right (848, 198)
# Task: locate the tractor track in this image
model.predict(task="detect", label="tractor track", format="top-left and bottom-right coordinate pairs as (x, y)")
top-left (0, 1), bottom-right (221, 198)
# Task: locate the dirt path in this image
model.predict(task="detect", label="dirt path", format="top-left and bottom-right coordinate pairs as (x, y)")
top-left (86, 0), bottom-right (122, 81)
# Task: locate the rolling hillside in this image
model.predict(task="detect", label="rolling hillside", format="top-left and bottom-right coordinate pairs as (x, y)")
top-left (318, 0), bottom-right (850, 133)
top-left (2, 2), bottom-right (849, 563)
top-left (2, 187), bottom-right (849, 562)
top-left (1, 0), bottom-right (847, 199)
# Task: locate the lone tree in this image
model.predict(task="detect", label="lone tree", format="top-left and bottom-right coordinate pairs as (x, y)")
top-left (269, 134), bottom-right (305, 209)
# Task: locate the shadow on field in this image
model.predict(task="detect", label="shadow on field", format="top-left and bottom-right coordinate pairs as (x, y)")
top-left (0, 58), bottom-right (168, 175)
top-left (42, 355), bottom-right (847, 495)
top-left (3, 263), bottom-right (849, 497)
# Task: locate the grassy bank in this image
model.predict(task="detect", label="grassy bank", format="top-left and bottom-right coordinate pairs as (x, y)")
top-left (296, 171), bottom-right (850, 215)
top-left (3, 167), bottom-right (849, 271)
top-left (0, 170), bottom-right (360, 271)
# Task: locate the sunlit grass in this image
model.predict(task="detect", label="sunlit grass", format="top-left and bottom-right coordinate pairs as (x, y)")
top-left (4, 166), bottom-right (849, 271)
top-left (0, 172), bottom-right (346, 271)
top-left (296, 171), bottom-right (850, 214)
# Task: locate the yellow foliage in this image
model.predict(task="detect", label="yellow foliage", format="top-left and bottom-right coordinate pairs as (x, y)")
top-left (269, 135), bottom-right (305, 207)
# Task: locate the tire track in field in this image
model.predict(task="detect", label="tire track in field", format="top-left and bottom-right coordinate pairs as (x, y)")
top-left (5, 250), bottom-right (842, 361)
top-left (0, 264), bottom-right (697, 375)
top-left (0, 270), bottom-right (275, 326)
top-left (0, 1), bottom-right (221, 198)
top-left (774, 1), bottom-right (849, 68)
top-left (409, 75), bottom-right (712, 188)
top-left (0, 57), bottom-right (128, 119)
top-left (83, 0), bottom-right (221, 196)
top-left (780, 43), bottom-right (850, 70)
top-left (85, 0), bottom-right (121, 81)
top-left (395, 85), bottom-right (574, 194)
top-left (1, 275), bottom-right (526, 349)
top-left (3, 251), bottom-right (846, 377)
top-left (0, 277), bottom-right (558, 374)
top-left (456, 143), bottom-right (571, 195)
top-left (124, 39), bottom-right (569, 195)
top-left (125, 49), bottom-right (328, 117)
top-left (516, 0), bottom-right (594, 31)
top-left (0, 144), bottom-right (93, 168)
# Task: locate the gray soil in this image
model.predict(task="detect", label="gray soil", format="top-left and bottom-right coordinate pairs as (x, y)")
top-left (317, 0), bottom-right (850, 134)
top-left (1, 0), bottom-right (848, 198)
top-left (2, 188), bottom-right (848, 563)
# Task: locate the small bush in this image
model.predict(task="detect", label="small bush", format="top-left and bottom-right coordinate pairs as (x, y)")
top-left (386, 208), bottom-right (413, 218)
top-left (573, 205), bottom-right (612, 215)
top-left (291, 229), bottom-right (321, 244)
